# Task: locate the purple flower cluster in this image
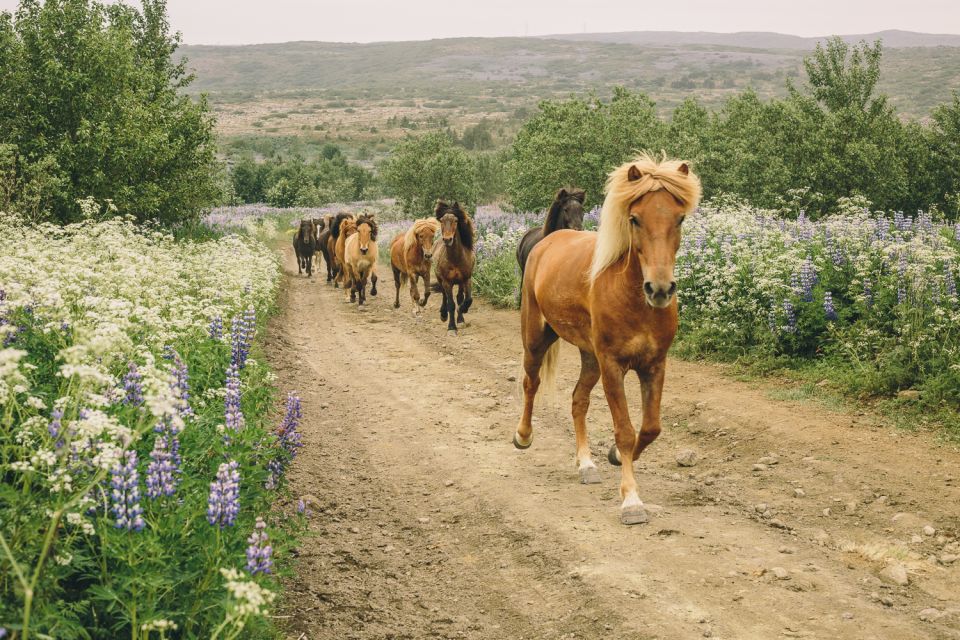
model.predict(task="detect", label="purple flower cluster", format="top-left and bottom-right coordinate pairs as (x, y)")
top-left (146, 435), bottom-right (179, 499)
top-left (276, 392), bottom-right (303, 459)
top-left (246, 517), bottom-right (273, 575)
top-left (945, 262), bottom-right (957, 299)
top-left (823, 292), bottom-right (837, 321)
top-left (782, 300), bottom-right (797, 333)
top-left (225, 365), bottom-right (245, 433)
top-left (122, 362), bottom-right (143, 406)
top-left (796, 257), bottom-right (817, 302)
top-left (209, 315), bottom-right (224, 340)
top-left (169, 351), bottom-right (193, 419)
top-left (897, 254), bottom-right (908, 305)
top-left (230, 308), bottom-right (255, 369)
top-left (955, 222), bottom-right (960, 242)
top-left (49, 408), bottom-right (63, 440)
top-left (110, 451), bottom-right (145, 531)
top-left (207, 461), bottom-right (240, 528)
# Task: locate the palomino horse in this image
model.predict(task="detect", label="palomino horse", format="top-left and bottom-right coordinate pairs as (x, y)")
top-left (432, 201), bottom-right (475, 333)
top-left (317, 213), bottom-right (336, 282)
top-left (332, 214), bottom-right (357, 289)
top-left (344, 214), bottom-right (379, 305)
top-left (390, 218), bottom-right (440, 316)
top-left (514, 154), bottom-right (701, 525)
top-left (516, 188), bottom-right (586, 278)
top-left (293, 219), bottom-right (317, 277)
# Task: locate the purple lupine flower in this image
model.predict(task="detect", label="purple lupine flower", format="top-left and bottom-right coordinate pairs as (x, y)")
top-left (110, 451), bottom-right (145, 531)
top-left (831, 242), bottom-right (844, 267)
top-left (864, 279), bottom-right (874, 307)
top-left (209, 315), bottom-right (224, 340)
top-left (897, 254), bottom-right (908, 305)
top-left (207, 460), bottom-right (240, 528)
top-left (954, 222), bottom-right (960, 242)
top-left (945, 262), bottom-right (957, 300)
top-left (230, 312), bottom-right (253, 369)
top-left (225, 365), bottom-right (245, 433)
top-left (246, 517), bottom-right (273, 575)
top-left (146, 435), bottom-right (179, 499)
top-left (276, 392), bottom-right (303, 459)
top-left (49, 408), bottom-right (63, 439)
top-left (264, 459), bottom-right (283, 490)
top-left (796, 257), bottom-right (816, 302)
top-left (169, 351), bottom-right (193, 419)
top-left (782, 300), bottom-right (796, 333)
top-left (823, 292), bottom-right (837, 321)
top-left (297, 499), bottom-right (306, 514)
top-left (122, 362), bottom-right (143, 406)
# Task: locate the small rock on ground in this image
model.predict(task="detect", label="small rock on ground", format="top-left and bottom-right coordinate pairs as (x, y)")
top-left (880, 563), bottom-right (910, 586)
top-left (676, 449), bottom-right (699, 467)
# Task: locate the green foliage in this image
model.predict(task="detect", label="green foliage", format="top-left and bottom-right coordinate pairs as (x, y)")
top-left (230, 147), bottom-right (374, 207)
top-left (380, 131), bottom-right (480, 214)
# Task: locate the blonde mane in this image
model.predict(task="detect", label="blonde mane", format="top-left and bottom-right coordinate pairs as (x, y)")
top-left (588, 153), bottom-right (702, 282)
top-left (403, 218), bottom-right (441, 254)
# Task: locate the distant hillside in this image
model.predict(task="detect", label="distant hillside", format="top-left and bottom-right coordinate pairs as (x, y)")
top-left (181, 32), bottom-right (960, 119)
top-left (545, 29), bottom-right (960, 49)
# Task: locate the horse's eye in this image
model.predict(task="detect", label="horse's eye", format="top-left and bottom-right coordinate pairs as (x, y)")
top-left (678, 215), bottom-right (686, 227)
top-left (630, 217), bottom-right (640, 227)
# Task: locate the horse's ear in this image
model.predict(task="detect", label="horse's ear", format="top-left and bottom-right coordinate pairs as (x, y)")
top-left (572, 189), bottom-right (586, 203)
top-left (452, 201), bottom-right (461, 212)
top-left (677, 162), bottom-right (690, 176)
top-left (434, 200), bottom-right (447, 218)
top-left (555, 188), bottom-right (568, 201)
top-left (627, 165), bottom-right (643, 182)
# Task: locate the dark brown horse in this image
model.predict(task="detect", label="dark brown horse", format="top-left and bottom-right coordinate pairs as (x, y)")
top-left (514, 155), bottom-right (701, 525)
top-left (432, 201), bottom-right (475, 333)
top-left (516, 188), bottom-right (586, 278)
top-left (311, 217), bottom-right (327, 275)
top-left (328, 213), bottom-right (355, 288)
top-left (317, 213), bottom-right (336, 281)
top-left (293, 219), bottom-right (318, 277)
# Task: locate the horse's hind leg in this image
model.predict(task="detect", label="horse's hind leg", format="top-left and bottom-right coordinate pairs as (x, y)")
top-left (514, 318), bottom-right (558, 449)
top-left (573, 350), bottom-right (602, 484)
top-left (408, 273), bottom-right (421, 316)
top-left (392, 267), bottom-right (402, 309)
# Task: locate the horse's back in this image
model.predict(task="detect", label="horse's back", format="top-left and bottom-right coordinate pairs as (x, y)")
top-left (516, 227), bottom-right (542, 272)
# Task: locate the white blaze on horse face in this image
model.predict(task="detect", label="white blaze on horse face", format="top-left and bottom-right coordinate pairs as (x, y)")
top-left (631, 193), bottom-right (684, 308)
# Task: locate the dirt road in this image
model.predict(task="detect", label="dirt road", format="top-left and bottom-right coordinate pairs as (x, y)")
top-left (267, 246), bottom-right (960, 640)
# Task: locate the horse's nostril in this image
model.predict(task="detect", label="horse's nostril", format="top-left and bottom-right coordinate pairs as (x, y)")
top-left (668, 281), bottom-right (677, 296)
top-left (643, 282), bottom-right (654, 296)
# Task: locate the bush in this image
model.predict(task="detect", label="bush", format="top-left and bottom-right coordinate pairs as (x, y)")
top-left (380, 131), bottom-right (480, 215)
top-left (0, 0), bottom-right (220, 225)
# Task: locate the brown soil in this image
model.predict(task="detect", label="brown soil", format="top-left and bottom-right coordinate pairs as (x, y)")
top-left (267, 246), bottom-right (960, 640)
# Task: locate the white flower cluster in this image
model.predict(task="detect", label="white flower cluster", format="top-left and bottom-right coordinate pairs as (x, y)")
top-left (220, 567), bottom-right (276, 622)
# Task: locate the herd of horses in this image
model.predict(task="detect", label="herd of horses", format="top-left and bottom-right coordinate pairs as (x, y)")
top-left (293, 154), bottom-right (702, 525)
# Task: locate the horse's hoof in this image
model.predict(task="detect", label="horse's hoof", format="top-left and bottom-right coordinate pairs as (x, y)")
top-left (620, 503), bottom-right (649, 525)
top-left (512, 432), bottom-right (532, 449)
top-left (370, 288), bottom-right (377, 296)
top-left (578, 464), bottom-right (601, 484)
top-left (607, 444), bottom-right (622, 467)
top-left (447, 329), bottom-right (458, 336)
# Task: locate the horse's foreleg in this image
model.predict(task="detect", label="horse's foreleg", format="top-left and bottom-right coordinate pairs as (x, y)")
top-left (296, 251), bottom-right (303, 275)
top-left (370, 269), bottom-right (377, 296)
top-left (420, 270), bottom-right (432, 307)
top-left (392, 267), bottom-right (402, 309)
top-left (408, 273), bottom-right (421, 317)
top-left (600, 357), bottom-right (646, 525)
top-left (633, 361), bottom-right (665, 459)
top-left (572, 349), bottom-right (602, 484)
top-left (306, 252), bottom-right (313, 277)
top-left (461, 279), bottom-right (473, 315)
top-left (439, 283), bottom-right (448, 322)
top-left (442, 282), bottom-right (457, 332)
top-left (358, 273), bottom-right (367, 306)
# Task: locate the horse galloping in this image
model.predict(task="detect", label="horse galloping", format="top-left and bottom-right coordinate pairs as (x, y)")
top-left (316, 213), bottom-right (336, 282)
top-left (311, 217), bottom-right (327, 275)
top-left (331, 213), bottom-right (356, 289)
top-left (514, 154), bottom-right (701, 525)
top-left (293, 219), bottom-right (318, 277)
top-left (516, 188), bottom-right (586, 278)
top-left (391, 218), bottom-right (440, 316)
top-left (344, 214), bottom-right (379, 305)
top-left (432, 201), bottom-right (475, 333)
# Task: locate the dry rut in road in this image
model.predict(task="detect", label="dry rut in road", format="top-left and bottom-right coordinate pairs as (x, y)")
top-left (268, 246), bottom-right (960, 640)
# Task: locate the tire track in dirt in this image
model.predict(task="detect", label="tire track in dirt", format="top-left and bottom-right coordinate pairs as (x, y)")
top-left (268, 246), bottom-right (960, 640)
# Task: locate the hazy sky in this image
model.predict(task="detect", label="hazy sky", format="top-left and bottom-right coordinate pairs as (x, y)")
top-left (1, 0), bottom-right (958, 44)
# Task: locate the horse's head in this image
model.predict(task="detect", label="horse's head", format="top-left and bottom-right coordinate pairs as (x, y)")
top-left (312, 218), bottom-right (325, 234)
top-left (435, 200), bottom-right (473, 249)
top-left (561, 189), bottom-right (586, 230)
top-left (356, 215), bottom-right (377, 255)
top-left (417, 220), bottom-right (439, 259)
top-left (627, 164), bottom-right (689, 308)
top-left (299, 219), bottom-right (314, 237)
top-left (341, 218), bottom-right (357, 239)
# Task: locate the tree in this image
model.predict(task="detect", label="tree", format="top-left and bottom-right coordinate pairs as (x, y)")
top-left (929, 93), bottom-right (960, 218)
top-left (380, 132), bottom-right (479, 215)
top-left (0, 0), bottom-right (219, 224)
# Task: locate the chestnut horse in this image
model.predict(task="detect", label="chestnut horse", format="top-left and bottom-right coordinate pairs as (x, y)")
top-left (293, 219), bottom-right (317, 277)
top-left (315, 214), bottom-right (335, 281)
top-left (390, 218), bottom-right (440, 316)
top-left (331, 213), bottom-right (356, 289)
top-left (514, 154), bottom-right (701, 525)
top-left (432, 201), bottom-right (475, 333)
top-left (516, 188), bottom-right (586, 278)
top-left (344, 214), bottom-right (379, 305)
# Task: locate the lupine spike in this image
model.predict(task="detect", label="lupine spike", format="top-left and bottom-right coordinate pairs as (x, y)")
top-left (207, 461), bottom-right (240, 528)
top-left (110, 451), bottom-right (145, 531)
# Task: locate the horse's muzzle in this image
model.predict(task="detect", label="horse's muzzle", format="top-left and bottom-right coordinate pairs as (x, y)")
top-left (360, 247), bottom-right (369, 255)
top-left (423, 252), bottom-right (432, 260)
top-left (443, 237), bottom-right (454, 246)
top-left (643, 280), bottom-right (677, 308)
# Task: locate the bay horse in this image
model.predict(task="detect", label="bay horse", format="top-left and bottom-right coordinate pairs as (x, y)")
top-left (293, 219), bottom-right (317, 277)
top-left (311, 217), bottom-right (327, 276)
top-left (516, 188), bottom-right (586, 278)
top-left (317, 213), bottom-right (336, 282)
top-left (514, 154), bottom-right (701, 525)
top-left (330, 213), bottom-right (356, 289)
top-left (432, 201), bottom-right (475, 333)
top-left (390, 218), bottom-right (440, 316)
top-left (344, 214), bottom-right (379, 305)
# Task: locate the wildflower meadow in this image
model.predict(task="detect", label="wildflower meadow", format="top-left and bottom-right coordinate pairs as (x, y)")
top-left (0, 215), bottom-right (304, 638)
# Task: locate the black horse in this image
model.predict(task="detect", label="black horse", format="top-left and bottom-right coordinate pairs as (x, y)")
top-left (516, 188), bottom-right (586, 279)
top-left (293, 219), bottom-right (318, 277)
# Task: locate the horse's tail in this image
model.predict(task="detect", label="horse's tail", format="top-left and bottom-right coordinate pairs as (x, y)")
top-left (430, 282), bottom-right (442, 293)
top-left (538, 341), bottom-right (560, 400)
